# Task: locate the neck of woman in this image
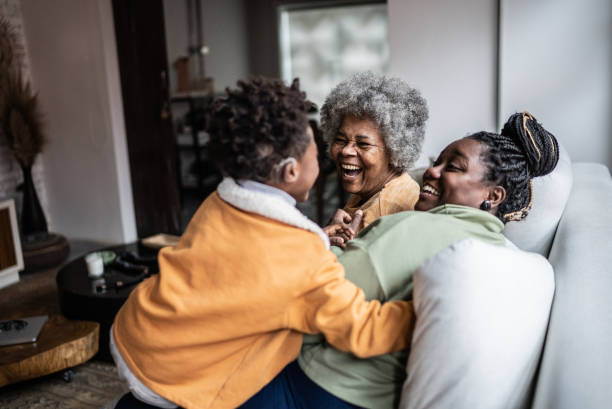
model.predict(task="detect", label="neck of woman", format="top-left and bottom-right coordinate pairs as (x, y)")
top-left (355, 170), bottom-right (401, 206)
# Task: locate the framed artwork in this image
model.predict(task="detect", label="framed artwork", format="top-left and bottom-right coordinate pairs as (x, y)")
top-left (0, 199), bottom-right (23, 288)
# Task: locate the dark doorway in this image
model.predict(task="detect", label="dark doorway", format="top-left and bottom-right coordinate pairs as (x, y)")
top-left (112, 0), bottom-right (181, 237)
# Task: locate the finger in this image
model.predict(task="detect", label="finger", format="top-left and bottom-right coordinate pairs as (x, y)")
top-left (329, 236), bottom-right (346, 248)
top-left (348, 210), bottom-right (363, 234)
top-left (323, 224), bottom-right (341, 236)
top-left (342, 211), bottom-right (353, 225)
top-left (338, 232), bottom-right (350, 242)
top-left (330, 209), bottom-right (348, 225)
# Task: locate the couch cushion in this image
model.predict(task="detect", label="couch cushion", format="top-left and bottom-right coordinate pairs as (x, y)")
top-left (399, 238), bottom-right (554, 409)
top-left (502, 143), bottom-right (572, 256)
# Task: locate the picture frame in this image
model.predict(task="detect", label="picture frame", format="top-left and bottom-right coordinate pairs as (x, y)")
top-left (0, 198), bottom-right (23, 289)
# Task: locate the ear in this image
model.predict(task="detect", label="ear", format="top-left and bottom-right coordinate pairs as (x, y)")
top-left (281, 158), bottom-right (299, 184)
top-left (488, 186), bottom-right (506, 210)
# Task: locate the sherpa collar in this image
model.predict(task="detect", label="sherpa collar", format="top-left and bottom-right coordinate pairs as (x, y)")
top-left (217, 178), bottom-right (330, 249)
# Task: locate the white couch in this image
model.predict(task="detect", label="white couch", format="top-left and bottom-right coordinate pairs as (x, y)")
top-left (530, 162), bottom-right (612, 409)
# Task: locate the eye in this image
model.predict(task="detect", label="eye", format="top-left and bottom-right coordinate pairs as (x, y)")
top-left (445, 162), bottom-right (462, 171)
top-left (357, 142), bottom-right (372, 149)
top-left (333, 136), bottom-right (347, 145)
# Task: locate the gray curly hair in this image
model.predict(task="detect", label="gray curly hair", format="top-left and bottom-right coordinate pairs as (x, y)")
top-left (320, 71), bottom-right (428, 171)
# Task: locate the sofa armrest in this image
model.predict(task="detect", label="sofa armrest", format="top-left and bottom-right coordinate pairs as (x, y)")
top-left (532, 163), bottom-right (612, 409)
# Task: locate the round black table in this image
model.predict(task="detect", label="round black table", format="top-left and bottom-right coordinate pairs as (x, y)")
top-left (56, 242), bottom-right (159, 361)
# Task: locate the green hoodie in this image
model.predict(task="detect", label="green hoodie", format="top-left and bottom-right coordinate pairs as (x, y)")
top-left (298, 204), bottom-right (506, 409)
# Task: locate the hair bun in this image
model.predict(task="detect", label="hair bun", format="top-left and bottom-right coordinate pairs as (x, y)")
top-left (500, 112), bottom-right (559, 177)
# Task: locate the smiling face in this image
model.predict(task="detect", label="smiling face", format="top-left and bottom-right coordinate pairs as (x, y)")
top-left (330, 115), bottom-right (398, 201)
top-left (415, 138), bottom-right (498, 212)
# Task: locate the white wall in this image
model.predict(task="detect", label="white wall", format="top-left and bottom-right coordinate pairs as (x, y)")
top-left (163, 0), bottom-right (249, 95)
top-left (20, 0), bottom-right (137, 243)
top-left (389, 0), bottom-right (612, 168)
top-left (388, 0), bottom-right (499, 167)
top-left (499, 0), bottom-right (612, 165)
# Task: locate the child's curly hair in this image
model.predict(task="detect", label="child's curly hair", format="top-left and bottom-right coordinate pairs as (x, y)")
top-left (207, 77), bottom-right (312, 182)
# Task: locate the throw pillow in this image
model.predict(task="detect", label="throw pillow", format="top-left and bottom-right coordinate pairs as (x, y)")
top-left (399, 238), bottom-right (554, 409)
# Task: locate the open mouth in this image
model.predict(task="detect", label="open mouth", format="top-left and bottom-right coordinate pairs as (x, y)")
top-left (420, 183), bottom-right (440, 198)
top-left (341, 164), bottom-right (363, 178)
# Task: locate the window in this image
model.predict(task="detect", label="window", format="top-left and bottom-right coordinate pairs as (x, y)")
top-left (279, 2), bottom-right (389, 108)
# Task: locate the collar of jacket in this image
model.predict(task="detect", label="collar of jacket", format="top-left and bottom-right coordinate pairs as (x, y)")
top-left (217, 177), bottom-right (330, 249)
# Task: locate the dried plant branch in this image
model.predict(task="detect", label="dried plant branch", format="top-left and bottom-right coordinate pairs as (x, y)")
top-left (0, 69), bottom-right (46, 166)
top-left (0, 17), bottom-right (21, 72)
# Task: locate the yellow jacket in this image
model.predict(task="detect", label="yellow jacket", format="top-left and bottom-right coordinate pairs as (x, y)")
top-left (113, 178), bottom-right (414, 409)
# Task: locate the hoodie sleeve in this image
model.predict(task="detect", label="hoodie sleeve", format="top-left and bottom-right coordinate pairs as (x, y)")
top-left (285, 252), bottom-right (414, 358)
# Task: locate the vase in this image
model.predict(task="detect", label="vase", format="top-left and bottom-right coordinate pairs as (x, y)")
top-left (20, 162), bottom-right (48, 237)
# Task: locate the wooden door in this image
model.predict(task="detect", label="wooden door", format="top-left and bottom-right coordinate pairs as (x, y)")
top-left (112, 0), bottom-right (181, 237)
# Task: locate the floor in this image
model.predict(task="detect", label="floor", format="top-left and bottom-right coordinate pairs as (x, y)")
top-left (0, 360), bottom-right (128, 409)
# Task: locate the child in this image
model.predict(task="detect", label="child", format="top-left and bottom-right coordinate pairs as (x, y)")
top-left (110, 77), bottom-right (414, 409)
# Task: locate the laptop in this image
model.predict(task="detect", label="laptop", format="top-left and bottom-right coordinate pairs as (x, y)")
top-left (0, 315), bottom-right (48, 346)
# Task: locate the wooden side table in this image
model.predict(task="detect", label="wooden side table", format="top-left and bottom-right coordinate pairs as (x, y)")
top-left (0, 316), bottom-right (99, 387)
top-left (0, 250), bottom-right (101, 387)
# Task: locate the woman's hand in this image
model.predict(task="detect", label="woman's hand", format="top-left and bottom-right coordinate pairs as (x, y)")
top-left (324, 209), bottom-right (363, 248)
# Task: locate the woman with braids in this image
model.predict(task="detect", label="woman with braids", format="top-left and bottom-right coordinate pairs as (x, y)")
top-left (320, 72), bottom-right (428, 247)
top-left (239, 111), bottom-right (559, 409)
top-left (108, 77), bottom-right (415, 409)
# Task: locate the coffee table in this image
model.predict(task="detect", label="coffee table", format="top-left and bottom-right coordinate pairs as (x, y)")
top-left (56, 242), bottom-right (159, 361)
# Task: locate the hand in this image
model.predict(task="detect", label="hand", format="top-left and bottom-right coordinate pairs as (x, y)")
top-left (324, 209), bottom-right (363, 248)
top-left (329, 208), bottom-right (353, 226)
top-left (324, 224), bottom-right (350, 248)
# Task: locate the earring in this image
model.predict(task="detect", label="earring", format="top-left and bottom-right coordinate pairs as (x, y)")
top-left (480, 200), bottom-right (491, 211)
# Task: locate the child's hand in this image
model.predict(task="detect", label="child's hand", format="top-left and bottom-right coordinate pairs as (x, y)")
top-left (324, 210), bottom-right (363, 247)
top-left (324, 224), bottom-right (349, 248)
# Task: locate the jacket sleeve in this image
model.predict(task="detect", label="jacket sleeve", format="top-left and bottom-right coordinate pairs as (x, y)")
top-left (285, 252), bottom-right (415, 358)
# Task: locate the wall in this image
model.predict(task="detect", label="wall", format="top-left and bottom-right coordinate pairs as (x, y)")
top-left (19, 0), bottom-right (137, 243)
top-left (388, 0), bottom-right (499, 167)
top-left (163, 0), bottom-right (249, 94)
top-left (388, 0), bottom-right (612, 168)
top-left (499, 0), bottom-right (612, 165)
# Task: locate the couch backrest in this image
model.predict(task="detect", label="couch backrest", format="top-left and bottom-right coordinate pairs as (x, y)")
top-left (502, 144), bottom-right (573, 256)
top-left (530, 163), bottom-right (612, 409)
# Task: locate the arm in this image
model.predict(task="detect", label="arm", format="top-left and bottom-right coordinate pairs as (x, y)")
top-left (285, 253), bottom-right (414, 358)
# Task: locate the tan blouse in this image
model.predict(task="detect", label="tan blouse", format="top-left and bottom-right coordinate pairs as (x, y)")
top-left (343, 172), bottom-right (420, 230)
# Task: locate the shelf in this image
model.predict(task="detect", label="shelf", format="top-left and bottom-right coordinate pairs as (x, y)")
top-left (170, 90), bottom-right (215, 101)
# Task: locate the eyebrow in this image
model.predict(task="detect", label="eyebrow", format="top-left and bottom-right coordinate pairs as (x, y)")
top-left (451, 149), bottom-right (469, 161)
top-left (336, 129), bottom-right (375, 141)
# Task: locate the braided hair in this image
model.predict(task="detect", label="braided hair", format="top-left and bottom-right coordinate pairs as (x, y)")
top-left (207, 77), bottom-right (312, 182)
top-left (468, 112), bottom-right (559, 223)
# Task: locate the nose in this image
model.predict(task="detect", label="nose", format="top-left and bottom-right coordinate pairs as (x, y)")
top-left (340, 141), bottom-right (357, 156)
top-left (423, 163), bottom-right (442, 181)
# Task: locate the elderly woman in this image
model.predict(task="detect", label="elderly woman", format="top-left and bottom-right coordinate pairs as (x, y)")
top-left (320, 72), bottom-right (428, 246)
top-left (239, 112), bottom-right (559, 409)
